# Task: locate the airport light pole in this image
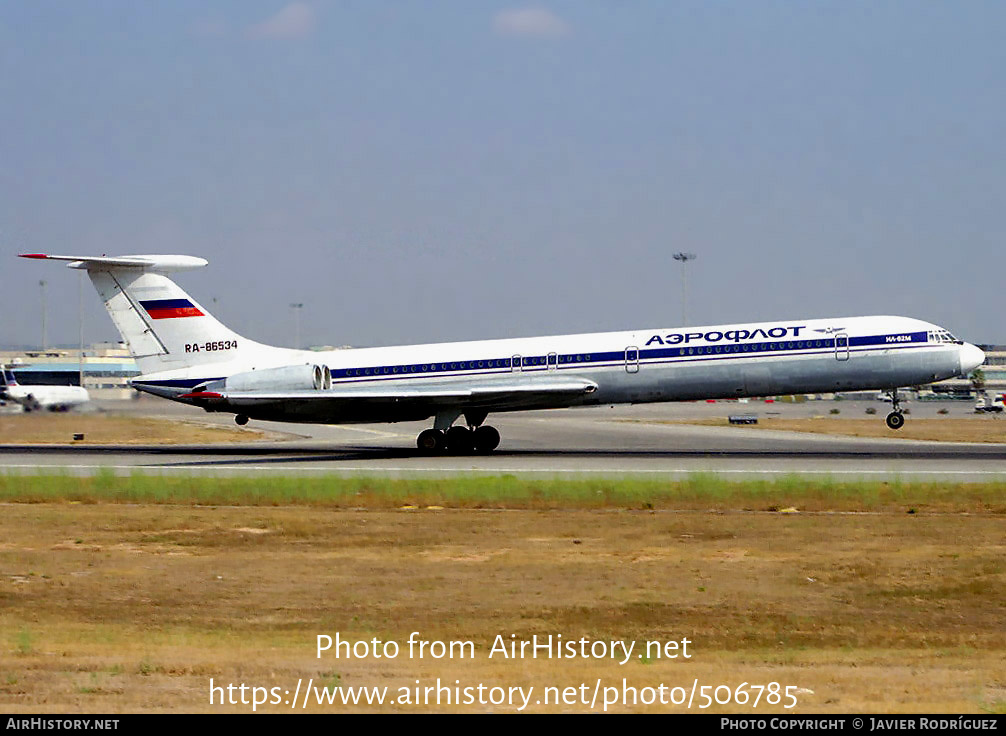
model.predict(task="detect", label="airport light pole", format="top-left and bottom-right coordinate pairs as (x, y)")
top-left (78, 273), bottom-right (84, 389)
top-left (290, 303), bottom-right (304, 350)
top-left (39, 280), bottom-right (47, 350)
top-left (672, 252), bottom-right (697, 325)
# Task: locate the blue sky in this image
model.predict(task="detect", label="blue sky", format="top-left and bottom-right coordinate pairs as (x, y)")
top-left (3, 2), bottom-right (1004, 349)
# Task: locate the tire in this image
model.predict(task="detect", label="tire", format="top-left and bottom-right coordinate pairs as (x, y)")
top-left (445, 426), bottom-right (474, 454)
top-left (417, 428), bottom-right (444, 453)
top-left (886, 412), bottom-right (905, 430)
top-left (473, 425), bottom-right (501, 453)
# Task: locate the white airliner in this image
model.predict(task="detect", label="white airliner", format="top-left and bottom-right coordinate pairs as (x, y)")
top-left (20, 253), bottom-right (985, 452)
top-left (0, 366), bottom-right (90, 412)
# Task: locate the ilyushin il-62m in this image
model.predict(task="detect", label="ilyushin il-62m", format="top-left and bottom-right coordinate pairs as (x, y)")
top-left (20, 253), bottom-right (985, 453)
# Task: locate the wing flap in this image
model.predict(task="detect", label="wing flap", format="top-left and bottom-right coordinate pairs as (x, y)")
top-left (184, 376), bottom-right (598, 414)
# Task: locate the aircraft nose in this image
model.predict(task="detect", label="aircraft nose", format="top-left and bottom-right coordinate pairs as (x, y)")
top-left (959, 343), bottom-right (985, 376)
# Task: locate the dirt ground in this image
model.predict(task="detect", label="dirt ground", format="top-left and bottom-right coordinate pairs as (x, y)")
top-left (652, 417), bottom-right (1006, 443)
top-left (0, 414), bottom-right (262, 444)
top-left (1, 504), bottom-right (1002, 713)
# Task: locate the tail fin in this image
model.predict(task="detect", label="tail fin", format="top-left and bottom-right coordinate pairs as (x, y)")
top-left (19, 254), bottom-right (284, 375)
top-left (0, 365), bottom-right (15, 391)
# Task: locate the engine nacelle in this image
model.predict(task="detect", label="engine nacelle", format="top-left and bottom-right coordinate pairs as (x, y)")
top-left (202, 364), bottom-right (331, 393)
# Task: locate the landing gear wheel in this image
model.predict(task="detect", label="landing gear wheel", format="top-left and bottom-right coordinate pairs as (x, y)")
top-left (886, 411), bottom-right (905, 430)
top-left (473, 425), bottom-right (501, 453)
top-left (417, 428), bottom-right (445, 453)
top-left (445, 426), bottom-right (474, 454)
top-left (235, 414), bottom-right (249, 426)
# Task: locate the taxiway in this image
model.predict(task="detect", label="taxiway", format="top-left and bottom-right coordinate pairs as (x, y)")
top-left (1, 398), bottom-right (1004, 480)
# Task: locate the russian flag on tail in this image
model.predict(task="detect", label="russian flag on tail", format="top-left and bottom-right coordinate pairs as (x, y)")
top-left (140, 298), bottom-right (204, 319)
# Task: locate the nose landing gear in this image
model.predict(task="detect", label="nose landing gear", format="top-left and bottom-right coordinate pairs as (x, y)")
top-left (884, 389), bottom-right (905, 430)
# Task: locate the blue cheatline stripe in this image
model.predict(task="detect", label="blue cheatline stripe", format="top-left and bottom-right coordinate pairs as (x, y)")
top-left (326, 332), bottom-right (929, 381)
top-left (134, 332), bottom-right (939, 390)
top-left (851, 331), bottom-right (928, 347)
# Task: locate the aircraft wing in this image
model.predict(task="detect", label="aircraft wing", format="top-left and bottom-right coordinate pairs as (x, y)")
top-left (180, 375), bottom-right (598, 419)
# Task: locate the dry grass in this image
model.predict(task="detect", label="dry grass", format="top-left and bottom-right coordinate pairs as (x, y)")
top-left (0, 414), bottom-right (263, 444)
top-left (646, 417), bottom-right (1006, 443)
top-left (1, 503), bottom-right (1002, 713)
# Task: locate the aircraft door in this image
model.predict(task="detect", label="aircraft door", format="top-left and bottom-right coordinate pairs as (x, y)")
top-left (835, 334), bottom-right (849, 361)
top-left (547, 352), bottom-right (557, 371)
top-left (625, 346), bottom-right (640, 373)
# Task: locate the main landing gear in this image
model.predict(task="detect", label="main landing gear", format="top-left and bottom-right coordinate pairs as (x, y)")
top-left (884, 389), bottom-right (905, 430)
top-left (417, 411), bottom-right (501, 454)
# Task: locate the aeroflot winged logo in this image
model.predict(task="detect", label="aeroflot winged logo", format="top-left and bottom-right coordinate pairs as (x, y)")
top-left (139, 298), bottom-right (205, 319)
top-left (646, 325), bottom-right (807, 346)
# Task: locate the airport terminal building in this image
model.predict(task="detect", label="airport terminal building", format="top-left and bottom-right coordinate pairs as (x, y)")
top-left (936, 344), bottom-right (1006, 396)
top-left (0, 343), bottom-right (140, 400)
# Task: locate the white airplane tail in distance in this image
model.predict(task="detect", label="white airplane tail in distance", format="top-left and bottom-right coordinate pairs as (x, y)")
top-left (19, 253), bottom-right (985, 452)
top-left (0, 365), bottom-right (89, 412)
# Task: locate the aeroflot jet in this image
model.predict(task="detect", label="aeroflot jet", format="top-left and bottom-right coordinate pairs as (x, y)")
top-left (20, 253), bottom-right (985, 453)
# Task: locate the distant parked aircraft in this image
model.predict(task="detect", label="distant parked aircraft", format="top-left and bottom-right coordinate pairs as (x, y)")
top-left (0, 366), bottom-right (89, 412)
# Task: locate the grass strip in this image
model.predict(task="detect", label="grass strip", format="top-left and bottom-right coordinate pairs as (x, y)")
top-left (0, 470), bottom-right (1003, 513)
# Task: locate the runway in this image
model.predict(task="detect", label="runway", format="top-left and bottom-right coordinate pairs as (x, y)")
top-left (2, 398), bottom-right (1005, 480)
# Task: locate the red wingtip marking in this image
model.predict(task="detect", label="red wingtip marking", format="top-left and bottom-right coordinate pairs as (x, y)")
top-left (179, 391), bottom-right (223, 400)
top-left (18, 253), bottom-right (50, 259)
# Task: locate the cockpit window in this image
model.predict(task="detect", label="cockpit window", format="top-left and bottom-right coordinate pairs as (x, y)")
top-left (928, 330), bottom-right (962, 345)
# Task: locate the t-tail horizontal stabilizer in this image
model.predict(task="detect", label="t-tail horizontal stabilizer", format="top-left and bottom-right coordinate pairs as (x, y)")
top-left (19, 254), bottom-right (207, 272)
